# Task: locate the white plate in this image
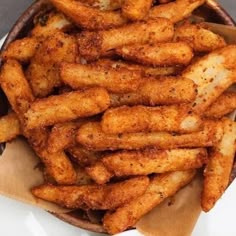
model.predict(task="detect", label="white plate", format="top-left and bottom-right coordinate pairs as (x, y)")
top-left (1, 36), bottom-right (236, 236)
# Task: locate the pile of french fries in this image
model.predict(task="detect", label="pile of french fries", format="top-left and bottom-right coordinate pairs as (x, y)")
top-left (0, 0), bottom-right (236, 234)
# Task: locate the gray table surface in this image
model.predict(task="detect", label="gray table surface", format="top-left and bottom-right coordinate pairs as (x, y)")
top-left (0, 0), bottom-right (235, 38)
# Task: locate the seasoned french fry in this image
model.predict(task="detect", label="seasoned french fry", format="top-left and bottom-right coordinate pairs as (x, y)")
top-left (50, 0), bottom-right (127, 30)
top-left (182, 45), bottom-right (236, 114)
top-left (24, 88), bottom-right (110, 129)
top-left (32, 176), bottom-right (149, 210)
top-left (110, 77), bottom-right (197, 107)
top-left (202, 119), bottom-right (236, 212)
top-left (102, 148), bottom-right (207, 176)
top-left (0, 112), bottom-right (21, 142)
top-left (0, 59), bottom-right (34, 117)
top-left (79, 0), bottom-right (124, 10)
top-left (148, 0), bottom-right (205, 23)
top-left (77, 121), bottom-right (218, 151)
top-left (78, 18), bottom-right (174, 60)
top-left (86, 161), bottom-right (113, 184)
top-left (26, 31), bottom-right (77, 97)
top-left (67, 145), bottom-right (101, 167)
top-left (204, 92), bottom-right (236, 118)
top-left (0, 60), bottom-right (77, 184)
top-left (60, 63), bottom-right (144, 93)
top-left (31, 12), bottom-right (73, 39)
top-left (103, 170), bottom-right (196, 234)
top-left (117, 42), bottom-right (193, 66)
top-left (101, 105), bottom-right (201, 134)
top-left (1, 37), bottom-right (39, 63)
top-left (174, 23), bottom-right (226, 52)
top-left (122, 0), bottom-right (153, 21)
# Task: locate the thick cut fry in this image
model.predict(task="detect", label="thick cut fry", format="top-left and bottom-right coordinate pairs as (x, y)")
top-left (77, 121), bottom-right (218, 151)
top-left (102, 148), bottom-right (207, 176)
top-left (0, 113), bottom-right (21, 142)
top-left (31, 12), bottom-right (73, 39)
top-left (32, 176), bottom-right (149, 209)
top-left (110, 77), bottom-right (197, 107)
top-left (24, 88), bottom-right (110, 129)
top-left (148, 0), bottom-right (205, 23)
top-left (103, 170), bottom-right (196, 234)
top-left (102, 105), bottom-right (201, 134)
top-left (122, 0), bottom-right (153, 21)
top-left (182, 45), bottom-right (236, 114)
top-left (174, 23), bottom-right (226, 52)
top-left (202, 119), bottom-right (236, 212)
top-left (204, 92), bottom-right (236, 118)
top-left (26, 31), bottom-right (77, 97)
top-left (79, 0), bottom-right (124, 10)
top-left (50, 0), bottom-right (127, 30)
top-left (78, 18), bottom-right (174, 60)
top-left (60, 63), bottom-right (144, 93)
top-left (0, 59), bottom-right (34, 117)
top-left (86, 161), bottom-right (113, 184)
top-left (117, 42), bottom-right (193, 66)
top-left (1, 37), bottom-right (39, 63)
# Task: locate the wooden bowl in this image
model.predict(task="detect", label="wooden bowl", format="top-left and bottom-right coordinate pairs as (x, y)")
top-left (0, 0), bottom-right (235, 234)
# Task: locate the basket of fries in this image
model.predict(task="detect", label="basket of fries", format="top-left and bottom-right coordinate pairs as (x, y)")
top-left (0, 0), bottom-right (235, 235)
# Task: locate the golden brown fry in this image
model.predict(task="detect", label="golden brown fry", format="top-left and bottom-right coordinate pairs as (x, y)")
top-left (79, 0), bottom-right (124, 10)
top-left (204, 92), bottom-right (236, 118)
top-left (148, 0), bottom-right (205, 23)
top-left (110, 76), bottom-right (197, 107)
top-left (50, 0), bottom-right (127, 30)
top-left (0, 112), bottom-right (21, 142)
top-left (77, 121), bottom-right (218, 151)
top-left (0, 59), bottom-right (34, 117)
top-left (117, 42), bottom-right (193, 66)
top-left (174, 23), bottom-right (226, 52)
top-left (60, 63), bottom-right (144, 93)
top-left (102, 148), bottom-right (207, 176)
top-left (24, 88), bottom-right (110, 129)
top-left (32, 176), bottom-right (149, 210)
top-left (86, 161), bottom-right (113, 184)
top-left (103, 170), bottom-right (196, 234)
top-left (101, 105), bottom-right (201, 134)
top-left (202, 119), bottom-right (236, 212)
top-left (1, 37), bottom-right (39, 63)
top-left (122, 0), bottom-right (153, 21)
top-left (182, 45), bottom-right (236, 114)
top-left (31, 12), bottom-right (72, 39)
top-left (26, 31), bottom-right (77, 97)
top-left (78, 18), bottom-right (174, 60)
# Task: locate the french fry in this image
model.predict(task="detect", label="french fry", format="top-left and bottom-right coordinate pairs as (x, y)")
top-left (86, 161), bottom-right (114, 184)
top-left (122, 0), bottom-right (153, 21)
top-left (77, 121), bottom-right (218, 151)
top-left (148, 0), bottom-right (206, 23)
top-left (0, 112), bottom-right (21, 143)
top-left (79, 0), bottom-right (124, 10)
top-left (174, 23), bottom-right (226, 52)
top-left (0, 60), bottom-right (77, 184)
top-left (102, 148), bottom-right (207, 176)
top-left (24, 87), bottom-right (110, 129)
top-left (182, 45), bottom-right (236, 114)
top-left (103, 170), bottom-right (196, 234)
top-left (60, 63), bottom-right (144, 93)
top-left (116, 42), bottom-right (193, 66)
top-left (78, 18), bottom-right (174, 60)
top-left (26, 31), bottom-right (77, 97)
top-left (31, 12), bottom-right (73, 39)
top-left (50, 0), bottom-right (127, 30)
top-left (101, 105), bottom-right (201, 134)
top-left (0, 37), bottom-right (39, 63)
top-left (110, 77), bottom-right (197, 107)
top-left (204, 92), bottom-right (236, 118)
top-left (32, 176), bottom-right (149, 210)
top-left (202, 119), bottom-right (236, 212)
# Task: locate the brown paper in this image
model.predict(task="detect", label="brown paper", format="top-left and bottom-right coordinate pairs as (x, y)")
top-left (0, 138), bottom-right (69, 213)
